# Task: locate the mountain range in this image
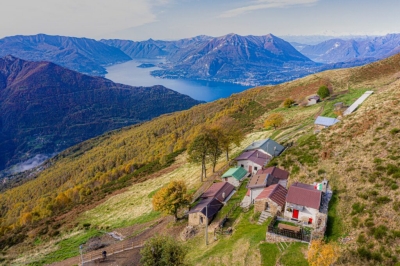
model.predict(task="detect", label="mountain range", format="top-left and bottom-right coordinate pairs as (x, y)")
top-left (0, 55), bottom-right (201, 172)
top-left (0, 34), bottom-right (131, 75)
top-left (298, 33), bottom-right (400, 63)
top-left (1, 33), bottom-right (400, 86)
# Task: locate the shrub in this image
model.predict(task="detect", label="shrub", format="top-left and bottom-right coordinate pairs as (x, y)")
top-left (140, 235), bottom-right (187, 266)
top-left (390, 128), bottom-right (400, 135)
top-left (317, 85), bottom-right (330, 99)
top-left (283, 98), bottom-right (295, 108)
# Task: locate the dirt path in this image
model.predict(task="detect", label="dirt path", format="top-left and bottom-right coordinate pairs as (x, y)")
top-left (48, 216), bottom-right (187, 266)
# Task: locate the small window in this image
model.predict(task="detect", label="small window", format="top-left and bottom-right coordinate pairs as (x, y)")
top-left (241, 164), bottom-right (244, 168)
top-left (254, 166), bottom-right (258, 171)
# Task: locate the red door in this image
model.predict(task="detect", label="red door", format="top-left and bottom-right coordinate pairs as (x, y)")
top-left (292, 209), bottom-right (299, 219)
top-left (309, 218), bottom-right (313, 224)
top-left (249, 166), bottom-right (252, 173)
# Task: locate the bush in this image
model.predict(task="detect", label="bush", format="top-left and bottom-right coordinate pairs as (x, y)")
top-left (390, 128), bottom-right (400, 135)
top-left (317, 85), bottom-right (330, 99)
top-left (283, 98), bottom-right (295, 108)
top-left (140, 235), bottom-right (187, 266)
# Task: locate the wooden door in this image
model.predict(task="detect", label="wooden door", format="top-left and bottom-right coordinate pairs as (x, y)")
top-left (292, 209), bottom-right (299, 219)
top-left (249, 165), bottom-right (252, 173)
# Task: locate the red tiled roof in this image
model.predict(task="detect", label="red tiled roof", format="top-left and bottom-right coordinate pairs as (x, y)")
top-left (286, 182), bottom-right (322, 209)
top-left (248, 169), bottom-right (268, 188)
top-left (201, 182), bottom-right (235, 203)
top-left (255, 184), bottom-right (288, 209)
top-left (263, 166), bottom-right (289, 180)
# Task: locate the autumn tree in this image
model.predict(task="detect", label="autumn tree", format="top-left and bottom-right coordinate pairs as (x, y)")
top-left (140, 235), bottom-right (187, 266)
top-left (206, 127), bottom-right (223, 173)
top-left (152, 180), bottom-right (191, 222)
top-left (264, 113), bottom-right (284, 130)
top-left (188, 132), bottom-right (213, 181)
top-left (317, 85), bottom-right (330, 99)
top-left (307, 239), bottom-right (340, 266)
top-left (283, 98), bottom-right (295, 108)
top-left (217, 116), bottom-right (244, 161)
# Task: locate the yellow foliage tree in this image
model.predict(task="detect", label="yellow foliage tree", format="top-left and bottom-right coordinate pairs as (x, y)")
top-left (264, 113), bottom-right (284, 130)
top-left (283, 98), bottom-right (295, 108)
top-left (152, 180), bottom-right (191, 222)
top-left (307, 239), bottom-right (340, 266)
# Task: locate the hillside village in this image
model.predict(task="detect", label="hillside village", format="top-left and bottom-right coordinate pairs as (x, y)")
top-left (1, 54), bottom-right (400, 266)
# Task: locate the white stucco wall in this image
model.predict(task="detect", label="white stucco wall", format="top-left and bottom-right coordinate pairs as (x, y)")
top-left (284, 203), bottom-right (319, 225)
top-left (236, 160), bottom-right (262, 175)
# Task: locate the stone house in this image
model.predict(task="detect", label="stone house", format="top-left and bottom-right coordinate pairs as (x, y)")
top-left (235, 150), bottom-right (271, 175)
top-left (188, 182), bottom-right (235, 226)
top-left (221, 167), bottom-right (248, 187)
top-left (254, 184), bottom-right (288, 215)
top-left (246, 167), bottom-right (290, 203)
top-left (188, 198), bottom-right (223, 226)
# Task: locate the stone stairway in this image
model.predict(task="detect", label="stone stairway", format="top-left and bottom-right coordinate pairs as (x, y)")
top-left (275, 241), bottom-right (290, 252)
top-left (257, 211), bottom-right (271, 225)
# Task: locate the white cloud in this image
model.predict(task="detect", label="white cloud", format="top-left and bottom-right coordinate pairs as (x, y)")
top-left (0, 0), bottom-right (170, 38)
top-left (219, 0), bottom-right (319, 18)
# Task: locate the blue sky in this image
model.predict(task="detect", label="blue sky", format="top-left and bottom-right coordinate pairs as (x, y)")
top-left (1, 0), bottom-right (399, 40)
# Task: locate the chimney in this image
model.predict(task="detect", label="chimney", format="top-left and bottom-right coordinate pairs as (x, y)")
top-left (222, 192), bottom-right (225, 199)
top-left (257, 152), bottom-right (259, 158)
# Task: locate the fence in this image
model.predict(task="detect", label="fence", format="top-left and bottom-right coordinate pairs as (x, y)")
top-left (267, 216), bottom-right (311, 243)
top-left (79, 240), bottom-right (144, 265)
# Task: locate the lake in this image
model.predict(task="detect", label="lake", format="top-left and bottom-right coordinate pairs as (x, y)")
top-left (105, 60), bottom-right (252, 102)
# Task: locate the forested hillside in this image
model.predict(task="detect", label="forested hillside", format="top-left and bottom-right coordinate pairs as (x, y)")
top-left (0, 56), bottom-right (201, 172)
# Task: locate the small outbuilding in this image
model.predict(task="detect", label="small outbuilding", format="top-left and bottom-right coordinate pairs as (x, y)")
top-left (221, 167), bottom-right (248, 187)
top-left (188, 198), bottom-right (223, 226)
top-left (314, 116), bottom-right (340, 133)
top-left (307, 95), bottom-right (320, 106)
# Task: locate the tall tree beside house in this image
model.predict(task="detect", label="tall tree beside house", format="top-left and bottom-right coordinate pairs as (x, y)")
top-left (317, 85), bottom-right (330, 99)
top-left (206, 127), bottom-right (223, 173)
top-left (188, 132), bottom-right (213, 181)
top-left (264, 113), bottom-right (284, 130)
top-left (217, 116), bottom-right (244, 161)
top-left (152, 181), bottom-right (191, 222)
top-left (307, 239), bottom-right (340, 266)
top-left (140, 235), bottom-right (188, 266)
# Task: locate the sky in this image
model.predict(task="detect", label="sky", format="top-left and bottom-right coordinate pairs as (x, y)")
top-left (1, 0), bottom-right (399, 41)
